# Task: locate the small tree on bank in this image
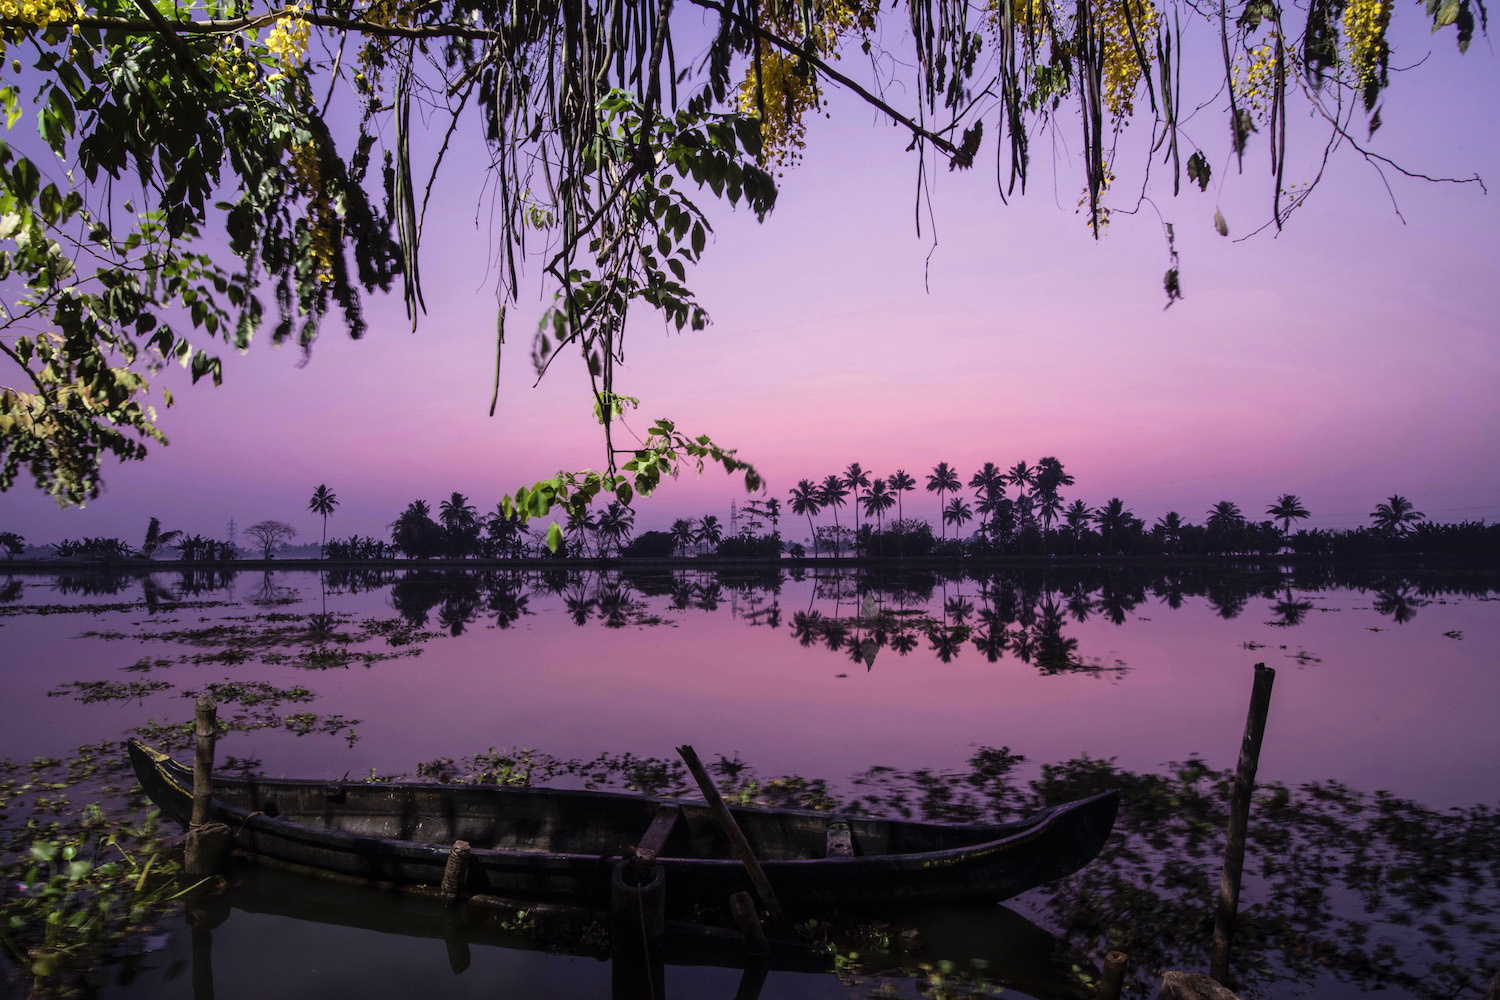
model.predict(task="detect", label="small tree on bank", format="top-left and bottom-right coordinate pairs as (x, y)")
top-left (245, 520), bottom-right (297, 560)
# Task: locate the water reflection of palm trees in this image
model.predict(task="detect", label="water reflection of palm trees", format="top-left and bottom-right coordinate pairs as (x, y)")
top-left (1372, 583), bottom-right (1427, 624)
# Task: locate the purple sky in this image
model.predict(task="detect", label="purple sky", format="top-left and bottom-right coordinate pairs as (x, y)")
top-left (3, 12), bottom-right (1497, 546)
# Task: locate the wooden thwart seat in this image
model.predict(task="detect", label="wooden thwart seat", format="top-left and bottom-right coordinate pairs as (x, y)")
top-left (635, 803), bottom-right (681, 860)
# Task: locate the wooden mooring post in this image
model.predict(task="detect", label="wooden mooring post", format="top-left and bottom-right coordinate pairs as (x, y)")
top-left (184, 696), bottom-right (231, 880)
top-left (1209, 663), bottom-right (1275, 987)
top-left (1097, 951), bottom-right (1128, 1000)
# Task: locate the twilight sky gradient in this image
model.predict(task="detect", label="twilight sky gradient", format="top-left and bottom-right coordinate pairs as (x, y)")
top-left (3, 11), bottom-right (1498, 545)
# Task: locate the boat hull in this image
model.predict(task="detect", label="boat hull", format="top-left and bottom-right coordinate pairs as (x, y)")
top-left (129, 739), bottom-right (1116, 908)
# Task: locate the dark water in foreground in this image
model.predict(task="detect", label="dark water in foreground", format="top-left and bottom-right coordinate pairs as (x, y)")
top-left (1, 564), bottom-right (1497, 999)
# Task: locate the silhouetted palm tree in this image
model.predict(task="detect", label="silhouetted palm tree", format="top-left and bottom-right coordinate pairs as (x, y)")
top-left (1064, 499), bottom-right (1093, 552)
top-left (943, 497), bottom-right (973, 537)
top-left (927, 463), bottom-right (960, 538)
top-left (1370, 495), bottom-right (1424, 535)
top-left (596, 502), bottom-right (635, 557)
top-left (439, 493), bottom-right (480, 557)
top-left (308, 485), bottom-right (339, 558)
top-left (1005, 461), bottom-right (1037, 496)
top-left (670, 518), bottom-right (696, 557)
top-left (888, 470), bottom-right (916, 522)
top-left (818, 475), bottom-right (849, 551)
top-left (0, 531), bottom-right (23, 559)
top-left (969, 463), bottom-right (1005, 506)
top-left (1155, 511), bottom-right (1184, 553)
top-left (1034, 457), bottom-right (1073, 553)
top-left (1093, 498), bottom-right (1134, 554)
top-left (1206, 501), bottom-right (1246, 535)
top-left (788, 480), bottom-right (824, 557)
top-left (842, 463), bottom-right (871, 538)
top-left (696, 514), bottom-right (724, 555)
top-left (861, 478), bottom-right (896, 533)
top-left (1267, 494), bottom-right (1310, 536)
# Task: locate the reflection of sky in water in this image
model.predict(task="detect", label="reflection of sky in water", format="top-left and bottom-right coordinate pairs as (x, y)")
top-left (4, 567), bottom-right (1497, 809)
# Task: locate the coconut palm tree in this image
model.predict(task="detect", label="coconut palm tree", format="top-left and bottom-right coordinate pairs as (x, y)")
top-left (861, 478), bottom-right (896, 532)
top-left (308, 484), bottom-right (339, 559)
top-left (842, 463), bottom-right (871, 538)
top-left (788, 480), bottom-right (824, 557)
top-left (943, 497), bottom-right (974, 537)
top-left (439, 492), bottom-right (480, 557)
top-left (1370, 495), bottom-right (1424, 535)
top-left (670, 518), bottom-right (696, 556)
top-left (1034, 457), bottom-right (1073, 552)
top-left (595, 502), bottom-right (635, 557)
top-left (0, 531), bottom-right (23, 559)
top-left (818, 475), bottom-right (849, 541)
top-left (1205, 500), bottom-right (1245, 534)
top-left (888, 470), bottom-right (916, 522)
top-left (1005, 461), bottom-right (1037, 496)
top-left (1092, 498), bottom-right (1134, 554)
top-left (1064, 499), bottom-right (1093, 552)
top-left (1154, 511), bottom-right (1184, 553)
top-left (1266, 494), bottom-right (1310, 535)
top-left (969, 463), bottom-right (1006, 505)
top-left (926, 463), bottom-right (961, 537)
top-left (696, 514), bottom-right (724, 555)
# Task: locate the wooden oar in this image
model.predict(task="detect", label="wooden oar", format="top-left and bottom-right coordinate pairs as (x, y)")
top-left (676, 744), bottom-right (785, 923)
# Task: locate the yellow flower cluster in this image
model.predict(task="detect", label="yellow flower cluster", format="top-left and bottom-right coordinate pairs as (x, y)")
top-left (1232, 43), bottom-right (1278, 121)
top-left (1341, 0), bottom-right (1391, 91)
top-left (288, 142), bottom-right (335, 284)
top-left (987, 0), bottom-right (1052, 42)
top-left (0, 0), bottom-right (74, 29)
top-left (1095, 0), bottom-right (1159, 118)
top-left (264, 7), bottom-right (310, 81)
top-left (306, 205), bottom-right (335, 284)
top-left (210, 39), bottom-right (258, 91)
top-left (736, 0), bottom-right (878, 166)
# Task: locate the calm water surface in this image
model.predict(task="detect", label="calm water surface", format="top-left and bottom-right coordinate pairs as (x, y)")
top-left (2, 563), bottom-right (1497, 999)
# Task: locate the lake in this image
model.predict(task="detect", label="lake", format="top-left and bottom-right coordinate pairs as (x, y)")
top-left (2, 563), bottom-right (1497, 999)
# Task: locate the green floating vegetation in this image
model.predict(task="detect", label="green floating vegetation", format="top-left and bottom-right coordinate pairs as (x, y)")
top-left (46, 680), bottom-right (174, 704)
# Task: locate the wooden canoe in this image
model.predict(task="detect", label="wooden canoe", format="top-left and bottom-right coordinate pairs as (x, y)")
top-left (129, 739), bottom-right (1116, 908)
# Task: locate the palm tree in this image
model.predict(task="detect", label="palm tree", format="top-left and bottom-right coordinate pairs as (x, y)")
top-left (1064, 499), bottom-right (1093, 552)
top-left (1266, 494), bottom-right (1310, 536)
top-left (1370, 495), bottom-right (1424, 535)
top-left (1092, 498), bottom-right (1134, 554)
top-left (670, 518), bottom-right (696, 557)
top-left (696, 514), bottom-right (724, 555)
top-left (563, 507), bottom-right (597, 557)
top-left (861, 478), bottom-right (896, 531)
top-left (1005, 460), bottom-right (1037, 496)
top-left (842, 463), bottom-right (871, 538)
top-left (926, 462), bottom-right (960, 537)
top-left (888, 470), bottom-right (916, 522)
top-left (969, 463), bottom-right (1006, 505)
top-left (788, 480), bottom-right (824, 557)
top-left (308, 484), bottom-right (339, 559)
top-left (1205, 500), bottom-right (1245, 534)
top-left (1154, 511), bottom-right (1184, 552)
top-left (943, 497), bottom-right (973, 537)
top-left (439, 492), bottom-right (480, 557)
top-left (818, 475), bottom-right (849, 541)
top-left (595, 502), bottom-right (635, 557)
top-left (1034, 457), bottom-right (1074, 552)
top-left (140, 517), bottom-right (183, 560)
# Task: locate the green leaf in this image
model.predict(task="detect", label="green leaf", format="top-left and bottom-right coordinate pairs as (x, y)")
top-left (545, 522), bottom-right (563, 553)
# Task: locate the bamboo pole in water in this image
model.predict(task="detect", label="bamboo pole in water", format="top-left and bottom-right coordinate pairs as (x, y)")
top-left (1210, 663), bottom-right (1275, 986)
top-left (677, 744), bottom-right (785, 923)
